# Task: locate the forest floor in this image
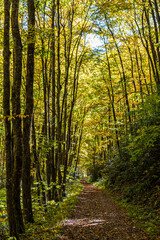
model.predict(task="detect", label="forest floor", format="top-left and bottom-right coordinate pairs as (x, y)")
top-left (60, 179), bottom-right (149, 240)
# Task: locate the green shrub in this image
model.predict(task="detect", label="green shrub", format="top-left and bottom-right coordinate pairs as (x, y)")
top-left (104, 95), bottom-right (160, 205)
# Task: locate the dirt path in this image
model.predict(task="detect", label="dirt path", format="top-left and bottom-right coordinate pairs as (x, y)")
top-left (60, 180), bottom-right (148, 240)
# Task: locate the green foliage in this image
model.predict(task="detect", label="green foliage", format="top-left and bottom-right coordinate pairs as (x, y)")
top-left (87, 162), bottom-right (105, 182)
top-left (20, 180), bottom-right (83, 240)
top-left (0, 180), bottom-right (83, 239)
top-left (92, 95), bottom-right (160, 238)
top-left (0, 188), bottom-right (6, 216)
top-left (104, 96), bottom-right (160, 202)
top-left (95, 178), bottom-right (160, 239)
top-left (118, 200), bottom-right (160, 240)
top-left (0, 188), bottom-right (8, 239)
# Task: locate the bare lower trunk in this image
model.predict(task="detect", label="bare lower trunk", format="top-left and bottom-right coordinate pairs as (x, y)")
top-left (11, 0), bottom-right (25, 235)
top-left (3, 0), bottom-right (16, 236)
top-left (22, 0), bottom-right (35, 223)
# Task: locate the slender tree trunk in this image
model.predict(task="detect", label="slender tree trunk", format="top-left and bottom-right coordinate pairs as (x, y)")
top-left (69, 124), bottom-right (78, 167)
top-left (138, 46), bottom-right (150, 95)
top-left (57, 0), bottom-right (62, 200)
top-left (3, 0), bottom-right (16, 236)
top-left (153, 0), bottom-right (160, 33)
top-left (127, 45), bottom-right (137, 93)
top-left (148, 0), bottom-right (160, 68)
top-left (63, 48), bottom-right (84, 195)
top-left (108, 104), bottom-right (112, 152)
top-left (142, 2), bottom-right (160, 90)
top-left (148, 57), bottom-right (154, 93)
top-left (11, 0), bottom-right (25, 235)
top-left (135, 48), bottom-right (144, 103)
top-left (105, 51), bottom-right (120, 150)
top-left (105, 18), bottom-right (132, 134)
top-left (61, 9), bottom-right (74, 170)
top-left (73, 112), bottom-right (85, 178)
top-left (22, 0), bottom-right (35, 223)
top-left (51, 0), bottom-right (57, 200)
top-left (47, 66), bottom-right (52, 201)
top-left (32, 116), bottom-right (46, 204)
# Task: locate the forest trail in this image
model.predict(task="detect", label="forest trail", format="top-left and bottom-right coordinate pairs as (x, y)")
top-left (60, 180), bottom-right (148, 240)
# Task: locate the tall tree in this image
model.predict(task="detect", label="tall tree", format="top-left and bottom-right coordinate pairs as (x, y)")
top-left (3, 0), bottom-right (16, 236)
top-left (11, 0), bottom-right (25, 235)
top-left (22, 0), bottom-right (35, 223)
top-left (51, 0), bottom-right (57, 200)
top-left (56, 0), bottom-right (62, 200)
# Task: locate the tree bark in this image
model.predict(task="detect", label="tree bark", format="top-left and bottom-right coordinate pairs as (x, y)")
top-left (73, 111), bottom-right (85, 178)
top-left (56, 0), bottom-right (62, 200)
top-left (105, 51), bottom-right (120, 150)
top-left (135, 48), bottom-right (144, 103)
top-left (51, 0), bottom-right (57, 200)
top-left (22, 0), bottom-right (35, 223)
top-left (3, 0), bottom-right (16, 236)
top-left (63, 47), bottom-right (84, 195)
top-left (105, 18), bottom-right (132, 134)
top-left (11, 0), bottom-right (25, 234)
top-left (142, 2), bottom-right (160, 89)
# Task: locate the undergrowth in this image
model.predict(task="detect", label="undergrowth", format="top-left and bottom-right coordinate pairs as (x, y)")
top-left (0, 188), bottom-right (8, 240)
top-left (1, 180), bottom-right (83, 240)
top-left (20, 179), bottom-right (83, 240)
top-left (94, 178), bottom-right (160, 240)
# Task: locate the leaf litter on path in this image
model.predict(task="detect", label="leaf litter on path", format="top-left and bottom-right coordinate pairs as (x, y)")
top-left (60, 180), bottom-right (149, 240)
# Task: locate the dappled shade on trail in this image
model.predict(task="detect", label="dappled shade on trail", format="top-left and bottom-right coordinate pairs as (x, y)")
top-left (60, 180), bottom-right (148, 240)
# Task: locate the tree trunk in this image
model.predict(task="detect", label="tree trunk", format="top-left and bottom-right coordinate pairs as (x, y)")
top-left (63, 46), bottom-right (84, 195)
top-left (22, 0), bottom-right (35, 223)
top-left (105, 50), bottom-right (120, 150)
top-left (3, 0), bottom-right (16, 236)
top-left (57, 0), bottom-right (62, 201)
top-left (135, 49), bottom-right (144, 103)
top-left (73, 112), bottom-right (85, 178)
top-left (32, 116), bottom-right (46, 204)
top-left (11, 0), bottom-right (25, 235)
top-left (142, 2), bottom-right (160, 90)
top-left (51, 0), bottom-right (57, 200)
top-left (105, 18), bottom-right (132, 134)
top-left (138, 46), bottom-right (150, 95)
